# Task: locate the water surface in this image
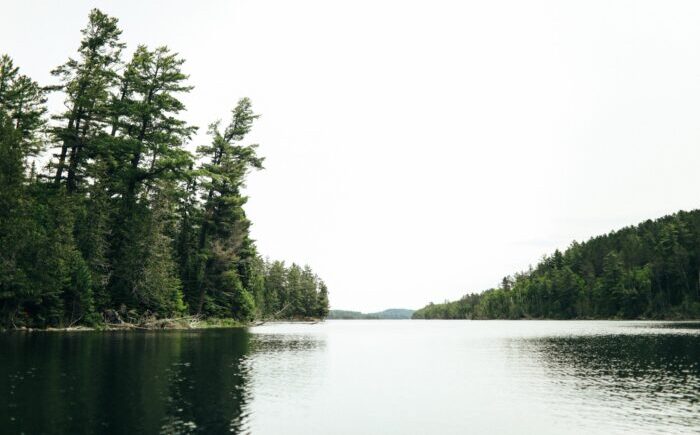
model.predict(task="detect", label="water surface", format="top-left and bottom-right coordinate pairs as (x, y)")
top-left (1, 320), bottom-right (698, 434)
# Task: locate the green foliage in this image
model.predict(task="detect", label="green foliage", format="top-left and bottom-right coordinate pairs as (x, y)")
top-left (316, 281), bottom-right (330, 318)
top-left (414, 211), bottom-right (700, 320)
top-left (188, 98), bottom-right (262, 317)
top-left (255, 260), bottom-right (329, 320)
top-left (135, 187), bottom-right (187, 317)
top-left (51, 8), bottom-right (124, 191)
top-left (0, 55), bottom-right (46, 153)
top-left (0, 9), bottom-right (329, 328)
top-left (224, 271), bottom-right (255, 322)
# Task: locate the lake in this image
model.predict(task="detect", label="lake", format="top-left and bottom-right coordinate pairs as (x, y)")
top-left (1, 320), bottom-right (699, 434)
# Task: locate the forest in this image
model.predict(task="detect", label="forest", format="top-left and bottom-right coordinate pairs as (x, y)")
top-left (414, 210), bottom-right (700, 320)
top-left (0, 9), bottom-right (329, 328)
top-left (327, 309), bottom-right (414, 319)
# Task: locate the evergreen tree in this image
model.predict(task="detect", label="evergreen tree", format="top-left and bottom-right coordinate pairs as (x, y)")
top-left (263, 260), bottom-right (286, 316)
top-left (0, 10), bottom-right (330, 328)
top-left (0, 55), bottom-right (47, 154)
top-left (316, 280), bottom-right (330, 318)
top-left (300, 266), bottom-right (319, 317)
top-left (191, 98), bottom-right (263, 317)
top-left (136, 184), bottom-right (187, 317)
top-left (51, 9), bottom-right (124, 192)
top-left (414, 211), bottom-right (700, 320)
top-left (108, 45), bottom-right (195, 309)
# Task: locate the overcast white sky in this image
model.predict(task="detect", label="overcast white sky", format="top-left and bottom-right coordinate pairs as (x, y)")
top-left (3, 1), bottom-right (700, 312)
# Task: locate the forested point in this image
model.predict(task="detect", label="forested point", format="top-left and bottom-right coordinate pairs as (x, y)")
top-left (0, 9), bottom-right (329, 329)
top-left (414, 210), bottom-right (700, 320)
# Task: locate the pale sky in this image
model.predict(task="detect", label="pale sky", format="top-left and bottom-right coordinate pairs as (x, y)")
top-left (3, 1), bottom-right (700, 312)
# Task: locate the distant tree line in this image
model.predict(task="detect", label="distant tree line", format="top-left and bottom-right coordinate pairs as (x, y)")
top-left (0, 9), bottom-right (329, 328)
top-left (414, 210), bottom-right (700, 320)
top-left (327, 309), bottom-right (414, 319)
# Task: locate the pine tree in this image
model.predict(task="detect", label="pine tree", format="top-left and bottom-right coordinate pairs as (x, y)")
top-left (51, 9), bottom-right (124, 192)
top-left (0, 55), bottom-right (46, 155)
top-left (0, 10), bottom-right (331, 327)
top-left (300, 266), bottom-right (318, 317)
top-left (191, 98), bottom-right (263, 317)
top-left (108, 45), bottom-right (195, 309)
top-left (263, 260), bottom-right (286, 316)
top-left (0, 113), bottom-right (28, 326)
top-left (286, 264), bottom-right (303, 317)
top-left (316, 280), bottom-right (330, 318)
top-left (248, 256), bottom-right (267, 318)
top-left (136, 184), bottom-right (187, 317)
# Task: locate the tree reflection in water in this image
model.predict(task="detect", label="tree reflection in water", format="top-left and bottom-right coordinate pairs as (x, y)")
top-left (524, 325), bottom-right (700, 432)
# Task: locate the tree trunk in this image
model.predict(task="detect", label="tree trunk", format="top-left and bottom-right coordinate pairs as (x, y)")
top-left (53, 117), bottom-right (76, 184)
top-left (66, 116), bottom-right (91, 193)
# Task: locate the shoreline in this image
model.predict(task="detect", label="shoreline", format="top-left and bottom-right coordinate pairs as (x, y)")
top-left (5, 317), bottom-right (699, 332)
top-left (2, 317), bottom-right (326, 332)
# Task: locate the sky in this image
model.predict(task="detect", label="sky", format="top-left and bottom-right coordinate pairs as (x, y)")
top-left (3, 0), bottom-right (700, 312)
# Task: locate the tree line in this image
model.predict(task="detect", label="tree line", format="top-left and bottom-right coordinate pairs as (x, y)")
top-left (414, 210), bottom-right (700, 320)
top-left (0, 9), bottom-right (329, 328)
top-left (327, 309), bottom-right (414, 319)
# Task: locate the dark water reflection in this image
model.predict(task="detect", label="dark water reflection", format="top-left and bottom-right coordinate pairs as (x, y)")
top-left (524, 332), bottom-right (700, 431)
top-left (0, 330), bottom-right (251, 434)
top-left (651, 321), bottom-right (700, 330)
top-left (1, 321), bottom-right (699, 434)
top-left (249, 333), bottom-right (324, 354)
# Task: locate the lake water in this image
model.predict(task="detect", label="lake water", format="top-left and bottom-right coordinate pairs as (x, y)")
top-left (1, 320), bottom-right (699, 434)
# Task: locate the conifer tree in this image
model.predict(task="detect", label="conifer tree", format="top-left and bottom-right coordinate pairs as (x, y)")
top-left (136, 183), bottom-right (187, 317)
top-left (300, 266), bottom-right (319, 317)
top-left (108, 45), bottom-right (195, 309)
top-left (263, 260), bottom-right (286, 315)
top-left (316, 280), bottom-right (330, 318)
top-left (191, 98), bottom-right (263, 317)
top-left (51, 9), bottom-right (124, 192)
top-left (0, 10), bottom-right (330, 327)
top-left (0, 55), bottom-right (46, 154)
top-left (286, 264), bottom-right (303, 316)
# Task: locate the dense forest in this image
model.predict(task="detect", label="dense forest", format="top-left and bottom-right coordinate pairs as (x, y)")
top-left (0, 9), bottom-right (329, 328)
top-left (414, 210), bottom-right (700, 320)
top-left (328, 309), bottom-right (414, 319)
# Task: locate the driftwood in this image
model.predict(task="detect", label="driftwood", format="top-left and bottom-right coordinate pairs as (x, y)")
top-left (103, 314), bottom-right (203, 330)
top-left (103, 309), bottom-right (124, 324)
top-left (254, 303), bottom-right (291, 326)
top-left (252, 304), bottom-right (324, 326)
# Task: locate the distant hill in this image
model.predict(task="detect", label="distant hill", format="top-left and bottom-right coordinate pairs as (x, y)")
top-left (328, 308), bottom-right (415, 319)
